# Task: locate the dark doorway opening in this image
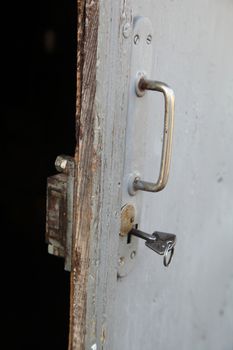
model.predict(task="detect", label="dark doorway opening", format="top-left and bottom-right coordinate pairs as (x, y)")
top-left (2, 1), bottom-right (76, 349)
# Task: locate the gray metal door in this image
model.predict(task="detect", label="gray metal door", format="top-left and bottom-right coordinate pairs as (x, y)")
top-left (112, 1), bottom-right (233, 350)
top-left (48, 1), bottom-right (233, 349)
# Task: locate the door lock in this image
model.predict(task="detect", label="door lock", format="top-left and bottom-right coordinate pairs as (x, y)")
top-left (130, 228), bottom-right (176, 267)
top-left (46, 155), bottom-right (74, 271)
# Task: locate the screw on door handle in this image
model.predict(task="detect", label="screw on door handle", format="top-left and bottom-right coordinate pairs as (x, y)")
top-left (129, 228), bottom-right (176, 267)
top-left (132, 75), bottom-right (175, 193)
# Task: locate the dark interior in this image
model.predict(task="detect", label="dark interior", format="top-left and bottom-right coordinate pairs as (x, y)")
top-left (2, 1), bottom-right (76, 348)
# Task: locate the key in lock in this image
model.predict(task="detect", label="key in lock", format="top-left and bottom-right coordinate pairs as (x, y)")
top-left (129, 228), bottom-right (176, 267)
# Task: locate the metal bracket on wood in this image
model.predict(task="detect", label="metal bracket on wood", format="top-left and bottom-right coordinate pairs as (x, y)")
top-left (46, 155), bottom-right (74, 271)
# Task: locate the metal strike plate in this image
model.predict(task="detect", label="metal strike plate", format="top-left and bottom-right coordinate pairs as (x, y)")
top-left (46, 174), bottom-right (67, 258)
top-left (46, 155), bottom-right (74, 271)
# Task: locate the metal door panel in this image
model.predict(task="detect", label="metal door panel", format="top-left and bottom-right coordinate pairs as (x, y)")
top-left (112, 1), bottom-right (233, 349)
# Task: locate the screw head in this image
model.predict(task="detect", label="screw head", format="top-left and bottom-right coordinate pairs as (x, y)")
top-left (122, 22), bottom-right (131, 38)
top-left (118, 256), bottom-right (125, 266)
top-left (130, 251), bottom-right (136, 259)
top-left (130, 216), bottom-right (134, 223)
top-left (55, 155), bottom-right (68, 172)
top-left (146, 34), bottom-right (152, 45)
top-left (134, 34), bottom-right (140, 45)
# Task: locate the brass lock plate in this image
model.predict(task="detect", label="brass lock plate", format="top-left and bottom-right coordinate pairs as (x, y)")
top-left (118, 204), bottom-right (138, 278)
top-left (120, 204), bottom-right (135, 236)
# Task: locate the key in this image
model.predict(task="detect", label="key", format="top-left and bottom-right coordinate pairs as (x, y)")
top-left (129, 228), bottom-right (176, 267)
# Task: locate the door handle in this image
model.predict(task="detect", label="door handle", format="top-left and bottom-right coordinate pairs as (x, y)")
top-left (133, 76), bottom-right (175, 193)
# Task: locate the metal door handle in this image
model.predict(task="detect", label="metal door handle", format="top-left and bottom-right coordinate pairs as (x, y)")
top-left (133, 77), bottom-right (175, 192)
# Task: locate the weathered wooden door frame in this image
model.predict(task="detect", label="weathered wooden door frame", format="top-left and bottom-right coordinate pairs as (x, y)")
top-left (69, 1), bottom-right (132, 348)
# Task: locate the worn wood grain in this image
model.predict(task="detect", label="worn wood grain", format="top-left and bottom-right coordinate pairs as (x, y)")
top-left (69, 0), bottom-right (132, 349)
top-left (75, 0), bottom-right (85, 134)
top-left (69, 0), bottom-right (99, 349)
